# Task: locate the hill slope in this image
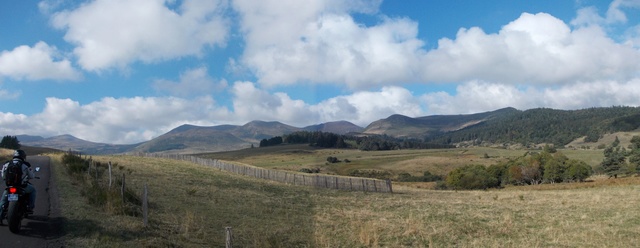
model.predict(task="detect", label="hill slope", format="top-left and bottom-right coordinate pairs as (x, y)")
top-left (427, 106), bottom-right (640, 146)
top-left (303, 121), bottom-right (364, 134)
top-left (364, 107), bottom-right (519, 138)
top-left (21, 134), bottom-right (139, 154)
top-left (19, 106), bottom-right (640, 153)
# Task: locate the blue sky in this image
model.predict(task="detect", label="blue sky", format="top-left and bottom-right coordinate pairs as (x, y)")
top-left (0, 0), bottom-right (639, 144)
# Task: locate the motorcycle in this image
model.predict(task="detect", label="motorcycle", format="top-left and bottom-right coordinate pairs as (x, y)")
top-left (4, 167), bottom-right (39, 233)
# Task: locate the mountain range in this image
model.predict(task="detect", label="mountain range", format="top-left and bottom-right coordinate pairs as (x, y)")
top-left (18, 106), bottom-right (640, 154)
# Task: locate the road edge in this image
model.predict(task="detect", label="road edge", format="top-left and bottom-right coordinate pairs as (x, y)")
top-left (44, 156), bottom-right (65, 248)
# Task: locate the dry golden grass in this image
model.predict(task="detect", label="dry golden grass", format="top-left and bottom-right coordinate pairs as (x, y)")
top-left (51, 150), bottom-right (640, 247)
top-left (211, 146), bottom-right (523, 178)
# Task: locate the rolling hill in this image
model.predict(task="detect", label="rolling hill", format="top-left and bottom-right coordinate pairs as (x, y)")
top-left (18, 106), bottom-right (640, 154)
top-left (19, 134), bottom-right (140, 154)
top-left (21, 120), bottom-right (365, 154)
top-left (363, 107), bottom-right (518, 138)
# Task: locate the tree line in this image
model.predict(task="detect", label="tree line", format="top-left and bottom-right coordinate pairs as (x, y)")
top-left (444, 146), bottom-right (593, 190)
top-left (428, 106), bottom-right (640, 147)
top-left (598, 135), bottom-right (640, 178)
top-left (0, 135), bottom-right (20, 150)
top-left (259, 131), bottom-right (454, 150)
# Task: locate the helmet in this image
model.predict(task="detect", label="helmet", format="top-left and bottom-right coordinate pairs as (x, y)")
top-left (13, 149), bottom-right (26, 160)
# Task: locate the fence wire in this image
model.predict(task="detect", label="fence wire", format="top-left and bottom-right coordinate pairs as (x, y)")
top-left (132, 153), bottom-right (392, 193)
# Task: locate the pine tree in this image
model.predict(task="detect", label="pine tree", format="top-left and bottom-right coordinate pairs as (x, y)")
top-left (0, 135), bottom-right (20, 149)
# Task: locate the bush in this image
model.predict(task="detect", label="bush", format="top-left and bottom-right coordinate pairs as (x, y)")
top-left (348, 169), bottom-right (391, 180)
top-left (61, 151), bottom-right (141, 216)
top-left (299, 168), bottom-right (320, 173)
top-left (563, 160), bottom-right (593, 182)
top-left (326, 156), bottom-right (339, 163)
top-left (446, 165), bottom-right (498, 190)
top-left (62, 152), bottom-right (88, 174)
top-left (421, 171), bottom-right (443, 182)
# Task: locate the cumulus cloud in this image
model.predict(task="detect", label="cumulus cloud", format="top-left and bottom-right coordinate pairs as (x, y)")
top-left (2, 96), bottom-right (229, 144)
top-left (51, 0), bottom-right (229, 71)
top-left (0, 42), bottom-right (81, 81)
top-left (153, 67), bottom-right (227, 97)
top-left (233, 0), bottom-right (423, 89)
top-left (422, 80), bottom-right (640, 115)
top-left (231, 81), bottom-right (424, 127)
top-left (606, 0), bottom-right (640, 24)
top-left (2, 78), bottom-right (640, 144)
top-left (235, 1), bottom-right (640, 90)
top-left (421, 12), bottom-right (640, 85)
top-left (312, 86), bottom-right (424, 126)
top-left (230, 81), bottom-right (312, 124)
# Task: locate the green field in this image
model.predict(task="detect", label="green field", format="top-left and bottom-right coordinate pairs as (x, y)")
top-left (199, 145), bottom-right (605, 180)
top-left (47, 146), bottom-right (640, 247)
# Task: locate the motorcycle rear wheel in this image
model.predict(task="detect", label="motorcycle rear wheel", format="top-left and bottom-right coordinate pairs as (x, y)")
top-left (7, 201), bottom-right (21, 233)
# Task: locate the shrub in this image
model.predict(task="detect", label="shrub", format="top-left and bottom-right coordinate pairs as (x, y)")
top-left (326, 156), bottom-right (339, 163)
top-left (348, 169), bottom-right (391, 180)
top-left (446, 165), bottom-right (498, 190)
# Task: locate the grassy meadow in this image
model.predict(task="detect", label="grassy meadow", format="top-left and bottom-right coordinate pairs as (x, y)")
top-left (199, 145), bottom-right (604, 180)
top-left (48, 146), bottom-right (640, 247)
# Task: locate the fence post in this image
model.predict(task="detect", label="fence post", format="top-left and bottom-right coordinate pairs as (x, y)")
top-left (362, 179), bottom-right (366, 192)
top-left (86, 157), bottom-right (92, 176)
top-left (373, 179), bottom-right (377, 192)
top-left (386, 179), bottom-right (393, 193)
top-left (121, 173), bottom-right (126, 203)
top-left (143, 184), bottom-right (148, 227)
top-left (225, 226), bottom-right (233, 248)
top-left (108, 161), bottom-right (113, 188)
top-left (349, 178), bottom-right (353, 191)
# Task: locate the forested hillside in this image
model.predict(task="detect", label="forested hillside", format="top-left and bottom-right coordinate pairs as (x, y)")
top-left (428, 106), bottom-right (640, 147)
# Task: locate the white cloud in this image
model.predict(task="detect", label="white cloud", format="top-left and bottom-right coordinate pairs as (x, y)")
top-left (235, 1), bottom-right (640, 90)
top-left (421, 12), bottom-right (640, 85)
top-left (52, 0), bottom-right (229, 71)
top-left (230, 81), bottom-right (313, 124)
top-left (3, 96), bottom-right (229, 144)
top-left (233, 0), bottom-right (422, 89)
top-left (153, 67), bottom-right (227, 97)
top-left (312, 86), bottom-right (424, 126)
top-left (231, 81), bottom-right (424, 127)
top-left (571, 6), bottom-right (605, 27)
top-left (422, 80), bottom-right (640, 115)
top-left (0, 42), bottom-right (81, 81)
top-left (606, 0), bottom-right (640, 24)
top-left (1, 78), bottom-right (640, 144)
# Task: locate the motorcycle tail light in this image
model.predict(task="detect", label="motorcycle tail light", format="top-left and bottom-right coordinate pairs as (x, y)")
top-left (8, 188), bottom-right (16, 194)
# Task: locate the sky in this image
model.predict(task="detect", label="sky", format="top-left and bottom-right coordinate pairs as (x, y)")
top-left (0, 0), bottom-right (639, 144)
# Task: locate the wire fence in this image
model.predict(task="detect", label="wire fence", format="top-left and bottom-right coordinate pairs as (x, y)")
top-left (133, 153), bottom-right (393, 193)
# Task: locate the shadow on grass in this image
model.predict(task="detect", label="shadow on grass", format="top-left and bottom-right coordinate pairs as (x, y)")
top-left (46, 216), bottom-right (147, 245)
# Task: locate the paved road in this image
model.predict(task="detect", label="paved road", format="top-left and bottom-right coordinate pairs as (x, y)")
top-left (0, 156), bottom-right (61, 247)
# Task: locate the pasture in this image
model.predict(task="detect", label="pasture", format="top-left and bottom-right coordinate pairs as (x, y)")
top-left (48, 146), bottom-right (640, 247)
top-left (199, 145), bottom-right (604, 181)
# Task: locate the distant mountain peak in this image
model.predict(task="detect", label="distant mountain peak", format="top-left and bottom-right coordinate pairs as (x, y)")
top-left (303, 120), bottom-right (364, 134)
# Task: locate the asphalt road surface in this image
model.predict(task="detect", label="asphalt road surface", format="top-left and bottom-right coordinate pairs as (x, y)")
top-left (0, 156), bottom-right (62, 247)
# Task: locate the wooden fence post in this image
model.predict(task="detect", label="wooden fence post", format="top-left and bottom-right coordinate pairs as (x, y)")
top-left (225, 226), bottom-right (233, 248)
top-left (143, 184), bottom-right (148, 227)
top-left (386, 179), bottom-right (393, 193)
top-left (108, 161), bottom-right (113, 188)
top-left (87, 160), bottom-right (91, 176)
top-left (121, 173), bottom-right (126, 203)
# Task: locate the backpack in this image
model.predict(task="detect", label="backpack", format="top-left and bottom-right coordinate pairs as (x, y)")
top-left (4, 160), bottom-right (23, 187)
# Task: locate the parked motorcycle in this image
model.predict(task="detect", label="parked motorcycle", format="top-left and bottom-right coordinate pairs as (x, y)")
top-left (4, 167), bottom-right (39, 233)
